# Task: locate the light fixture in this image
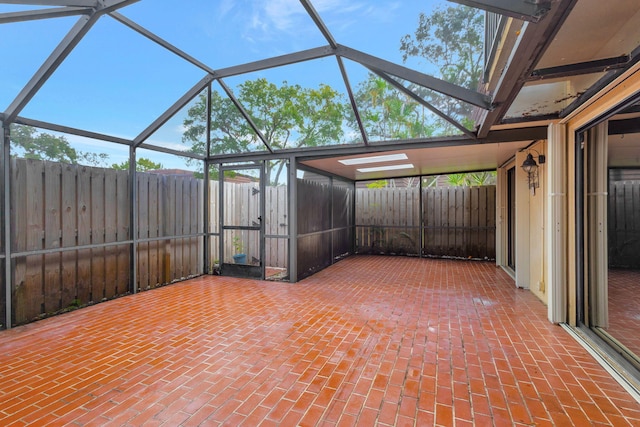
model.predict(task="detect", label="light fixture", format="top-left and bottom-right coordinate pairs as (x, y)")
top-left (520, 149), bottom-right (546, 195)
top-left (339, 153), bottom-right (408, 165)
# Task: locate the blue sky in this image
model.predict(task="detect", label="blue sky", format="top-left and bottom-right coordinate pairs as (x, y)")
top-left (1, 1), bottom-right (450, 168)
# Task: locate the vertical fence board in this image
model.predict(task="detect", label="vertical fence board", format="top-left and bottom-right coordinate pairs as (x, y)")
top-left (434, 189), bottom-right (443, 253)
top-left (209, 180), bottom-right (218, 235)
top-left (76, 166), bottom-right (92, 303)
top-left (189, 178), bottom-right (195, 274)
top-left (177, 176), bottom-right (183, 278)
top-left (61, 164), bottom-right (77, 307)
top-left (44, 161), bottom-right (62, 313)
top-left (189, 178), bottom-right (198, 275)
top-left (137, 173), bottom-right (149, 290)
top-left (197, 179), bottom-right (204, 273)
top-left (479, 186), bottom-right (488, 258)
top-left (450, 188), bottom-right (457, 255)
top-left (162, 176), bottom-right (173, 282)
top-left (24, 160), bottom-right (45, 320)
top-left (470, 187), bottom-right (479, 256)
top-left (116, 170), bottom-right (130, 294)
top-left (103, 169), bottom-right (118, 298)
top-left (461, 187), bottom-right (470, 255)
top-left (12, 159), bottom-right (28, 324)
top-left (91, 168), bottom-right (106, 300)
top-left (174, 176), bottom-right (184, 279)
top-left (147, 174), bottom-right (160, 286)
top-left (487, 185), bottom-right (496, 257)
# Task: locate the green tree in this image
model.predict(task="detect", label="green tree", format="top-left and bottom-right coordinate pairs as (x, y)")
top-left (366, 180), bottom-right (388, 189)
top-left (112, 157), bottom-right (163, 172)
top-left (466, 171), bottom-right (496, 186)
top-left (446, 171), bottom-right (496, 187)
top-left (352, 75), bottom-right (433, 141)
top-left (400, 5), bottom-right (483, 133)
top-left (10, 124), bottom-right (77, 163)
top-left (446, 173), bottom-right (468, 187)
top-left (183, 78), bottom-right (347, 184)
top-left (9, 124), bottom-right (109, 166)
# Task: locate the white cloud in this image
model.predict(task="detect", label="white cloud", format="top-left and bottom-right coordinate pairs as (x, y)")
top-left (220, 0), bottom-right (377, 41)
top-left (217, 0), bottom-right (235, 18)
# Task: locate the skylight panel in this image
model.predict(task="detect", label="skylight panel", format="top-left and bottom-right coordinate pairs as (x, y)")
top-left (339, 153), bottom-right (408, 165)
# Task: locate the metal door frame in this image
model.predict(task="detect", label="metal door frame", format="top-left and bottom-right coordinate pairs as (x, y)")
top-left (219, 162), bottom-right (265, 279)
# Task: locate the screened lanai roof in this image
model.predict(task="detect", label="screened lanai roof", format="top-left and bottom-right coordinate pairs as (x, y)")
top-left (0, 0), bottom-right (502, 173)
top-left (3, 0), bottom-right (639, 181)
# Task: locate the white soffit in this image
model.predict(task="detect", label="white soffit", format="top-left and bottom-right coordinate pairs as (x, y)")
top-left (300, 141), bottom-right (533, 181)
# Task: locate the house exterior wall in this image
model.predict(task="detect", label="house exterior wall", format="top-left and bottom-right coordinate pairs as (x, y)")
top-left (560, 64), bottom-right (640, 326)
top-left (546, 123), bottom-right (568, 324)
top-left (495, 65), bottom-right (640, 325)
top-left (497, 141), bottom-right (548, 304)
top-left (527, 140), bottom-right (547, 304)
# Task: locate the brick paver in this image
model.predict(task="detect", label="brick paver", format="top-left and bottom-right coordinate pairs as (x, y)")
top-left (1, 256), bottom-right (639, 426)
top-left (608, 269), bottom-right (640, 358)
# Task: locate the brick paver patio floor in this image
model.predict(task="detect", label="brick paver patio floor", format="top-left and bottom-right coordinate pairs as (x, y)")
top-left (1, 256), bottom-right (640, 426)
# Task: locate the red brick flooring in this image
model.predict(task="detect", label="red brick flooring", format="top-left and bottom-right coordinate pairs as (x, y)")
top-left (608, 268), bottom-right (640, 358)
top-left (1, 256), bottom-right (640, 426)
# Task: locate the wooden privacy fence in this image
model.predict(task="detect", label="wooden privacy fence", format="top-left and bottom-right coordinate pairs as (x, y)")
top-left (10, 158), bottom-right (204, 325)
top-left (6, 159), bottom-right (290, 325)
top-left (356, 185), bottom-right (496, 259)
top-left (5, 158), bottom-right (497, 325)
top-left (609, 180), bottom-right (640, 268)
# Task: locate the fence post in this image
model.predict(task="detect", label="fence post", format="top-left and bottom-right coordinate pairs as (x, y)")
top-left (2, 124), bottom-right (12, 329)
top-left (419, 177), bottom-right (424, 258)
top-left (203, 160), bottom-right (210, 274)
top-left (129, 146), bottom-right (137, 293)
top-left (288, 156), bottom-right (297, 282)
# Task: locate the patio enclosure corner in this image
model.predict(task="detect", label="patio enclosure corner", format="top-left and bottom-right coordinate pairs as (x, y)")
top-left (0, 154), bottom-right (497, 328)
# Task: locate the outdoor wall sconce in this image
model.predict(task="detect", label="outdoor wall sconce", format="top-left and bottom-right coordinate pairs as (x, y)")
top-left (521, 150), bottom-right (545, 195)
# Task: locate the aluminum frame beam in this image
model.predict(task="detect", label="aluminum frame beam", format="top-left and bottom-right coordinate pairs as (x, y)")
top-left (207, 126), bottom-right (547, 164)
top-left (3, 14), bottom-right (96, 123)
top-left (95, 0), bottom-right (139, 14)
top-left (288, 155), bottom-right (297, 282)
top-left (476, 0), bottom-right (578, 138)
top-left (336, 56), bottom-right (369, 145)
top-left (448, 0), bottom-right (551, 23)
top-left (2, 124), bottom-right (11, 329)
top-left (299, 0), bottom-right (337, 49)
top-left (336, 45), bottom-right (492, 110)
top-left (12, 116), bottom-right (133, 146)
top-left (370, 68), bottom-right (478, 140)
top-left (0, 1), bottom-right (97, 6)
top-left (136, 142), bottom-right (205, 161)
top-left (527, 55), bottom-right (630, 81)
top-left (133, 74), bottom-right (214, 147)
top-left (217, 79), bottom-right (273, 154)
top-left (0, 6), bottom-right (90, 23)
top-left (10, 115), bottom-right (205, 160)
top-left (2, 0), bottom-right (139, 124)
top-left (212, 46), bottom-right (335, 80)
top-left (128, 145), bottom-right (137, 293)
top-left (109, 11), bottom-right (217, 75)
